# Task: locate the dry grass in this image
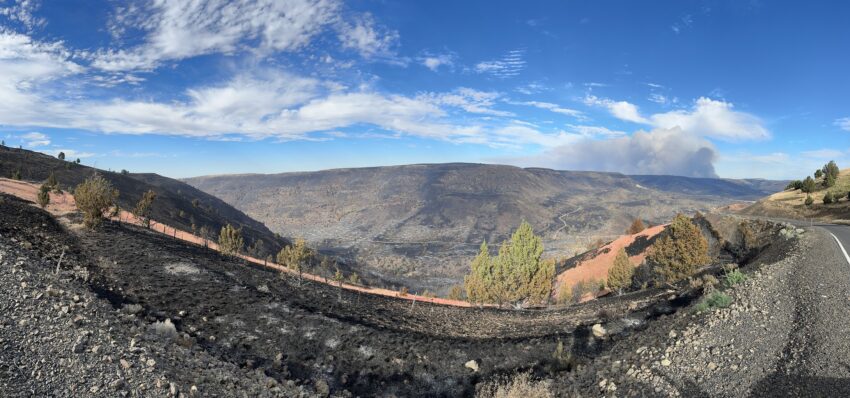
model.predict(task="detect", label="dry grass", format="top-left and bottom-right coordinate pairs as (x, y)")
top-left (475, 372), bottom-right (553, 398)
top-left (769, 169), bottom-right (850, 205)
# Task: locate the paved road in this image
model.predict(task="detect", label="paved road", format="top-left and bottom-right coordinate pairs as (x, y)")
top-left (748, 223), bottom-right (850, 397)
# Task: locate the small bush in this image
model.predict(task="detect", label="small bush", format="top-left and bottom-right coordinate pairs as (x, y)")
top-left (475, 372), bottom-right (552, 398)
top-left (804, 195), bottom-right (814, 206)
top-left (627, 218), bottom-right (646, 234)
top-left (74, 174), bottom-right (119, 229)
top-left (447, 284), bottom-right (464, 300)
top-left (151, 319), bottom-right (178, 339)
top-left (694, 291), bottom-right (732, 313)
top-left (132, 189), bottom-right (157, 227)
top-left (725, 269), bottom-right (747, 287)
top-left (348, 272), bottom-right (361, 285)
top-left (218, 224), bottom-right (244, 256)
top-left (823, 191), bottom-right (835, 204)
top-left (555, 284), bottom-right (572, 305)
top-left (398, 286), bottom-right (408, 297)
top-left (11, 168), bottom-right (21, 180)
top-left (37, 184), bottom-right (50, 208)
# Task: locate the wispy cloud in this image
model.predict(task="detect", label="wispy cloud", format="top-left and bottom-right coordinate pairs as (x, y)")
top-left (474, 49), bottom-right (526, 78)
top-left (835, 117), bottom-right (850, 131)
top-left (20, 131), bottom-right (49, 146)
top-left (519, 101), bottom-right (583, 117)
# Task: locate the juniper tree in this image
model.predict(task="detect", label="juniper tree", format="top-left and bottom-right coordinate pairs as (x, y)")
top-left (802, 176), bottom-right (816, 193)
top-left (218, 224), bottom-right (244, 256)
top-left (132, 189), bottom-right (157, 227)
top-left (58, 152), bottom-right (65, 160)
top-left (647, 214), bottom-right (710, 283)
top-left (464, 241), bottom-right (493, 304)
top-left (74, 174), bottom-right (118, 229)
top-left (37, 184), bottom-right (50, 208)
top-left (607, 248), bottom-right (634, 294)
top-left (276, 238), bottom-right (310, 278)
top-left (823, 191), bottom-right (835, 204)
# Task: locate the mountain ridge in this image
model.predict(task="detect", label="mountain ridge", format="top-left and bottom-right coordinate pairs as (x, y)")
top-left (185, 163), bottom-right (786, 293)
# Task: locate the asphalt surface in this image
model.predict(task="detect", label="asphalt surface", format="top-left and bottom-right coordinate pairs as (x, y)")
top-left (748, 224), bottom-right (850, 397)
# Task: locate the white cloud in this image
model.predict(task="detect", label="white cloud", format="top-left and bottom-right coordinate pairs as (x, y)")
top-left (651, 97), bottom-right (769, 141)
top-left (584, 95), bottom-right (769, 141)
top-left (337, 13), bottom-right (398, 58)
top-left (521, 101), bottom-right (583, 117)
top-left (41, 148), bottom-right (95, 159)
top-left (801, 149), bottom-right (845, 159)
top-left (20, 131), bottom-right (49, 146)
top-left (420, 53), bottom-right (454, 71)
top-left (420, 87), bottom-right (513, 117)
top-left (0, 0), bottom-right (44, 30)
top-left (567, 125), bottom-right (626, 138)
top-left (835, 117), bottom-right (850, 131)
top-left (93, 0), bottom-right (397, 72)
top-left (512, 127), bottom-right (718, 177)
top-left (583, 95), bottom-right (649, 123)
top-left (474, 49), bottom-right (526, 78)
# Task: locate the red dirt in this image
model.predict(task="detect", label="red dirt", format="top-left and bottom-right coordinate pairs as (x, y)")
top-left (555, 224), bottom-right (666, 300)
top-left (0, 178), bottom-right (476, 307)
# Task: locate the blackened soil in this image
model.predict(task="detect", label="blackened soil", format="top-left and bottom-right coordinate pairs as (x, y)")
top-left (0, 194), bottom-right (719, 397)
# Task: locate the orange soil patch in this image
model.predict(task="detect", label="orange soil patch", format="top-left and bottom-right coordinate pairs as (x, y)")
top-left (555, 224), bottom-right (667, 300)
top-left (0, 178), bottom-right (476, 308)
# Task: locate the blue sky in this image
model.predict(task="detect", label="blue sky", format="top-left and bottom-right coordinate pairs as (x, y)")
top-left (0, 0), bottom-right (848, 179)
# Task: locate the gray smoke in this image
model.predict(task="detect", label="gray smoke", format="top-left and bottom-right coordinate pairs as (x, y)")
top-left (517, 127), bottom-right (718, 177)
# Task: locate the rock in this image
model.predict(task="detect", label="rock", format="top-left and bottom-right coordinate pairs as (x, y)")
top-left (661, 358), bottom-right (672, 367)
top-left (668, 330), bottom-right (677, 339)
top-left (120, 359), bottom-right (131, 370)
top-left (110, 378), bottom-right (126, 391)
top-left (146, 358), bottom-right (156, 367)
top-left (315, 379), bottom-right (330, 397)
top-left (592, 323), bottom-right (607, 338)
top-left (72, 335), bottom-right (88, 353)
top-left (190, 385), bottom-right (198, 396)
top-left (169, 382), bottom-right (178, 396)
top-left (708, 362), bottom-right (718, 371)
top-left (465, 359), bottom-right (479, 372)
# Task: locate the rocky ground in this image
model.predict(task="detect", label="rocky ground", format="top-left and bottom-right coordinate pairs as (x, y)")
top-left (0, 204), bottom-right (312, 397)
top-left (2, 191), bottom-right (817, 397)
top-left (549, 221), bottom-right (850, 397)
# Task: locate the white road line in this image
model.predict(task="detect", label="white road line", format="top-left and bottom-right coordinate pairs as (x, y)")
top-left (827, 231), bottom-right (850, 266)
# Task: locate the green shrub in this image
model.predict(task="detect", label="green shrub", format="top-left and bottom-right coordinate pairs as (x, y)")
top-left (802, 176), bottom-right (816, 193)
top-left (785, 180), bottom-right (803, 191)
top-left (725, 269), bottom-right (747, 287)
top-left (694, 291), bottom-right (733, 313)
top-left (218, 224), bottom-right (244, 256)
top-left (648, 214), bottom-right (710, 283)
top-left (74, 174), bottom-right (119, 229)
top-left (607, 248), bottom-right (633, 294)
top-left (805, 195), bottom-right (814, 206)
top-left (37, 184), bottom-right (50, 208)
top-left (824, 191), bottom-right (835, 204)
top-left (815, 169), bottom-right (823, 179)
top-left (464, 221), bottom-right (554, 306)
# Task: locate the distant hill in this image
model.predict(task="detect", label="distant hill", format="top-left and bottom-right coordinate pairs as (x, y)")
top-left (185, 163), bottom-right (786, 294)
top-left (740, 168), bottom-right (850, 221)
top-left (0, 146), bottom-right (286, 259)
